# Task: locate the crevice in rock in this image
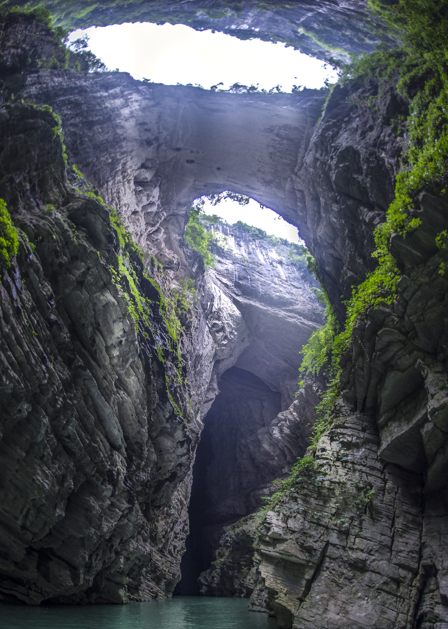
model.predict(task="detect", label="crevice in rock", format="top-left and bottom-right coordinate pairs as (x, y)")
top-left (299, 540), bottom-right (329, 604)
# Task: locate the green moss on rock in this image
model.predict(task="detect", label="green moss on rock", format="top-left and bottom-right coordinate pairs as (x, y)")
top-left (0, 198), bottom-right (18, 268)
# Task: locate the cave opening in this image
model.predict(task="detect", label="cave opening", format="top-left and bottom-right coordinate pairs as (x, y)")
top-left (193, 193), bottom-right (301, 244)
top-left (175, 366), bottom-right (283, 596)
top-left (67, 22), bottom-right (338, 91)
top-left (174, 191), bottom-right (325, 597)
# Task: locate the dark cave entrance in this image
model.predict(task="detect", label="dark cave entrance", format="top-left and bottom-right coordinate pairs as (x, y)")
top-left (174, 366), bottom-right (282, 596)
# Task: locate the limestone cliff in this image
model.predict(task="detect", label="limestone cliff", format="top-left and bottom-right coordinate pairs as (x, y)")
top-left (0, 6), bottom-right (448, 629)
top-left (177, 224), bottom-right (324, 594)
top-left (196, 75), bottom-right (448, 628)
top-left (244, 73), bottom-right (448, 629)
top-left (0, 100), bottom-right (200, 604)
top-left (0, 11), bottom-right (324, 604)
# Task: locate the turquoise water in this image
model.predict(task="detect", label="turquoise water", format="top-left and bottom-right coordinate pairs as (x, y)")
top-left (0, 597), bottom-right (277, 629)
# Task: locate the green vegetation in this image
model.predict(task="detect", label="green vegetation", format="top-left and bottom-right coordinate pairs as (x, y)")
top-left (0, 0), bottom-right (390, 56)
top-left (108, 208), bottom-right (188, 350)
top-left (287, 246), bottom-right (308, 272)
top-left (258, 456), bottom-right (326, 515)
top-left (329, 2), bottom-right (448, 365)
top-left (190, 192), bottom-right (313, 274)
top-left (0, 5), bottom-right (108, 72)
top-left (257, 0), bottom-right (448, 526)
top-left (308, 0), bottom-right (448, 380)
top-left (299, 291), bottom-right (338, 378)
top-left (173, 278), bottom-right (199, 318)
top-left (67, 33), bottom-right (107, 71)
top-left (26, 102), bottom-right (69, 165)
top-left (0, 199), bottom-right (19, 268)
top-left (184, 208), bottom-right (217, 269)
top-left (368, 0), bottom-right (447, 53)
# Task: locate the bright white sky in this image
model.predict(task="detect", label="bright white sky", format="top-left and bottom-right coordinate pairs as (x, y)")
top-left (200, 198), bottom-right (301, 243)
top-left (69, 23), bottom-right (337, 242)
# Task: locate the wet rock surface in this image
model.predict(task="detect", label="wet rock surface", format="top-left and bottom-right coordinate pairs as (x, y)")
top-left (255, 410), bottom-right (428, 629)
top-left (12, 61), bottom-right (409, 325)
top-left (175, 226), bottom-right (324, 595)
top-left (197, 379), bottom-right (323, 599)
top-left (0, 19), bottom-right (324, 603)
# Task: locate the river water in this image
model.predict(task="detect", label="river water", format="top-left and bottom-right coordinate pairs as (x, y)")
top-left (1, 597), bottom-right (278, 629)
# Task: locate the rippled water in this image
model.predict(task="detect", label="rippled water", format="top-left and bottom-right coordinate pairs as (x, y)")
top-left (1, 596), bottom-right (278, 629)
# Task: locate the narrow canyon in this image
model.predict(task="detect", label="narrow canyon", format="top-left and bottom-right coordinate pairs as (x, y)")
top-left (0, 2), bottom-right (447, 628)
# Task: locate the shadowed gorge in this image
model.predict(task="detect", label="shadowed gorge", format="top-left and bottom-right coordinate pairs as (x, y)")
top-left (0, 2), bottom-right (448, 628)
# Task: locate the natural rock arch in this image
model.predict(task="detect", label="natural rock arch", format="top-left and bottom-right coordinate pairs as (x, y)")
top-left (21, 69), bottom-right (395, 324)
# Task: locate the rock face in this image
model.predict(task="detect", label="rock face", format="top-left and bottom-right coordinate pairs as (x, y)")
top-left (1, 8), bottom-right (448, 629)
top-left (9, 0), bottom-right (398, 61)
top-left (255, 409), bottom-right (427, 629)
top-left (0, 14), bottom-right (324, 604)
top-left (176, 223), bottom-right (324, 594)
top-left (13, 60), bottom-right (408, 323)
top-left (208, 222), bottom-right (324, 406)
top-left (295, 80), bottom-right (409, 322)
top-left (0, 101), bottom-right (201, 604)
top-left (16, 69), bottom-right (323, 268)
top-left (201, 85), bottom-right (448, 627)
top-left (197, 378), bottom-right (323, 599)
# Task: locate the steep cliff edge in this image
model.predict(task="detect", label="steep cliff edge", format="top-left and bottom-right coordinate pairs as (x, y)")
top-left (177, 225), bottom-right (324, 594)
top-left (247, 53), bottom-right (448, 629)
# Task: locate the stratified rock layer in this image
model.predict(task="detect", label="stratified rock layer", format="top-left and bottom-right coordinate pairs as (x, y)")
top-left (176, 224), bottom-right (324, 595)
top-left (0, 9), bottom-right (447, 628)
top-left (197, 378), bottom-right (323, 599)
top-left (255, 410), bottom-right (427, 629)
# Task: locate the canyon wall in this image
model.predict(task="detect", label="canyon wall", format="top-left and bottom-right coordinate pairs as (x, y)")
top-left (0, 7), bottom-right (447, 629)
top-left (176, 223), bottom-right (324, 594)
top-left (0, 11), bottom-right (324, 604)
top-left (196, 73), bottom-right (448, 629)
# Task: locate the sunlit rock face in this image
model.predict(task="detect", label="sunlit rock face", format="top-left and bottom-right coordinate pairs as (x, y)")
top-left (197, 80), bottom-right (448, 626)
top-left (16, 68), bottom-right (404, 321)
top-left (175, 223), bottom-right (324, 596)
top-left (208, 222), bottom-right (323, 406)
top-left (18, 71), bottom-right (322, 261)
top-left (8, 0), bottom-right (398, 61)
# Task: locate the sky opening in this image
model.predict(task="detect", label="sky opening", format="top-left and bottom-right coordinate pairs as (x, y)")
top-left (68, 23), bottom-right (338, 91)
top-left (198, 197), bottom-right (301, 244)
top-left (68, 23), bottom-right (336, 243)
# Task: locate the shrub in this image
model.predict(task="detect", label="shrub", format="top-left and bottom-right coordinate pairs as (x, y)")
top-left (0, 199), bottom-right (19, 268)
top-left (299, 293), bottom-right (338, 377)
top-left (184, 208), bottom-right (216, 269)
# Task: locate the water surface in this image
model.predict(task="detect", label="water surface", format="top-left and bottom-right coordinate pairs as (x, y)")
top-left (1, 596), bottom-right (277, 629)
